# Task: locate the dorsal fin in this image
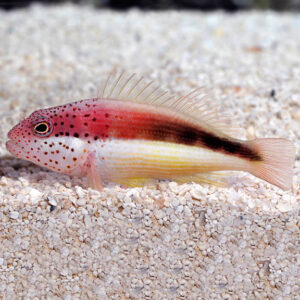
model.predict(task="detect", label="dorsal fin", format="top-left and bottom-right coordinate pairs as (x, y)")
top-left (99, 72), bottom-right (239, 137)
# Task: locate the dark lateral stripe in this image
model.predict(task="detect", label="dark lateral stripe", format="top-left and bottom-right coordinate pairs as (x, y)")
top-left (149, 122), bottom-right (262, 161)
top-left (95, 106), bottom-right (262, 161)
top-left (200, 133), bottom-right (262, 161)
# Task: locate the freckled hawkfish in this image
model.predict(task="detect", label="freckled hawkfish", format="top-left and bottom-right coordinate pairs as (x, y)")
top-left (6, 73), bottom-right (295, 191)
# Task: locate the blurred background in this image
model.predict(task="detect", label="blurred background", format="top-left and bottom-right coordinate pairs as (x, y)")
top-left (1, 0), bottom-right (300, 10)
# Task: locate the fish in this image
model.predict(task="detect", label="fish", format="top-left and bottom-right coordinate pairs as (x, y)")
top-left (6, 72), bottom-right (295, 191)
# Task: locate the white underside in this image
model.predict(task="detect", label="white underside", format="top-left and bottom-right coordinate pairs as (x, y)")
top-left (91, 139), bottom-right (250, 182)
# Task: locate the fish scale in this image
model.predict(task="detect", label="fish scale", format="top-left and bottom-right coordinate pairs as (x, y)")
top-left (6, 73), bottom-right (295, 191)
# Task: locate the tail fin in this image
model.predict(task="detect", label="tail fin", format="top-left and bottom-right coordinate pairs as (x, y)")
top-left (246, 138), bottom-right (295, 190)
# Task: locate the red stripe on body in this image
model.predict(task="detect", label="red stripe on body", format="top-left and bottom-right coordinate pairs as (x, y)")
top-left (43, 98), bottom-right (261, 161)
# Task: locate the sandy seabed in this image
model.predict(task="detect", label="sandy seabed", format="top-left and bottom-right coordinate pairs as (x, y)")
top-left (0, 4), bottom-right (299, 299)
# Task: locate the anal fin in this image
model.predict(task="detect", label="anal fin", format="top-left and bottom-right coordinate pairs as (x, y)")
top-left (114, 177), bottom-right (155, 187)
top-left (172, 172), bottom-right (229, 187)
top-left (114, 172), bottom-right (230, 188)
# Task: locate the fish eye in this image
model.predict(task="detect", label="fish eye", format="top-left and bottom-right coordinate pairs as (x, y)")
top-left (33, 121), bottom-right (52, 137)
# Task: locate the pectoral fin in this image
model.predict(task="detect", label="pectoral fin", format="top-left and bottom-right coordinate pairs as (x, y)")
top-left (86, 154), bottom-right (103, 191)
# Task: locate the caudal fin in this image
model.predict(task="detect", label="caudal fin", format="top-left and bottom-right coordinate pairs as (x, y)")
top-left (247, 138), bottom-right (295, 190)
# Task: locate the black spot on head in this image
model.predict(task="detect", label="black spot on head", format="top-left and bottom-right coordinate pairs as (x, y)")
top-left (105, 113), bottom-right (109, 118)
top-left (94, 136), bottom-right (98, 140)
top-left (74, 133), bottom-right (79, 138)
top-left (65, 132), bottom-right (69, 136)
top-left (84, 114), bottom-right (90, 117)
top-left (70, 124), bottom-right (74, 128)
top-left (84, 133), bottom-right (89, 137)
top-left (92, 117), bottom-right (97, 122)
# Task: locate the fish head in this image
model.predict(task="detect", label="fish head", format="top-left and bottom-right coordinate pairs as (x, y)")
top-left (6, 106), bottom-right (89, 175)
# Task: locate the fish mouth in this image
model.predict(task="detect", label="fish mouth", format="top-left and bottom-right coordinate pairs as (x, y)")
top-left (7, 125), bottom-right (18, 140)
top-left (7, 129), bottom-right (13, 139)
top-left (6, 139), bottom-right (21, 157)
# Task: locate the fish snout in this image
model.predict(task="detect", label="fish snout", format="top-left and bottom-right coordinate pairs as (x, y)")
top-left (7, 122), bottom-right (24, 141)
top-left (7, 127), bottom-right (14, 139)
top-left (6, 139), bottom-right (17, 155)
